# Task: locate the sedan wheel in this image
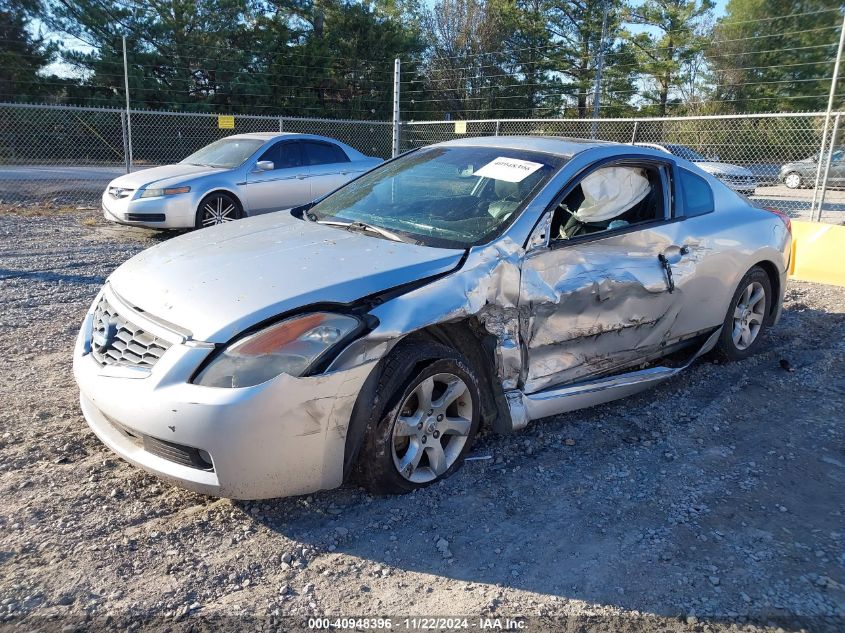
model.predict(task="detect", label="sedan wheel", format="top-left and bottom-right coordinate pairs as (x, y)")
top-left (391, 373), bottom-right (473, 484)
top-left (784, 172), bottom-right (802, 189)
top-left (715, 266), bottom-right (772, 361)
top-left (354, 342), bottom-right (481, 495)
top-left (196, 193), bottom-right (240, 228)
top-left (731, 281), bottom-right (766, 351)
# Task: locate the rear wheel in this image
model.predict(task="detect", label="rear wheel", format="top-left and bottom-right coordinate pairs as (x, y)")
top-left (715, 266), bottom-right (772, 361)
top-left (784, 172), bottom-right (802, 189)
top-left (356, 343), bottom-right (481, 495)
top-left (195, 192), bottom-right (241, 228)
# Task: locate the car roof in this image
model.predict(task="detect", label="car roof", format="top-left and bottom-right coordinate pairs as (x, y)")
top-left (435, 135), bottom-right (615, 158)
top-left (224, 132), bottom-right (340, 142)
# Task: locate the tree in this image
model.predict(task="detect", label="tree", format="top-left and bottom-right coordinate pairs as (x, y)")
top-left (625, 0), bottom-right (714, 115)
top-left (0, 0), bottom-right (55, 101)
top-left (708, 0), bottom-right (842, 113)
top-left (545, 0), bottom-right (637, 117)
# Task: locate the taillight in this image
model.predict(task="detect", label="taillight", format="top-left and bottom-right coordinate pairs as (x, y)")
top-left (763, 207), bottom-right (792, 233)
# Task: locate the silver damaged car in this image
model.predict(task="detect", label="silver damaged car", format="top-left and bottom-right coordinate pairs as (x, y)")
top-left (74, 137), bottom-right (792, 499)
top-left (101, 133), bottom-right (382, 229)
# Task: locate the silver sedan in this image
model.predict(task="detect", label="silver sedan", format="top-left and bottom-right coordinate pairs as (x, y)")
top-left (75, 137), bottom-right (791, 499)
top-left (101, 133), bottom-right (382, 229)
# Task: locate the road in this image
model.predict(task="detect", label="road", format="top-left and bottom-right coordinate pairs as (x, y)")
top-left (0, 164), bottom-right (144, 205)
top-left (0, 210), bottom-right (843, 632)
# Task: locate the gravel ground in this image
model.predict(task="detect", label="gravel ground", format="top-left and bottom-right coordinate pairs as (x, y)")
top-left (1, 210), bottom-right (843, 633)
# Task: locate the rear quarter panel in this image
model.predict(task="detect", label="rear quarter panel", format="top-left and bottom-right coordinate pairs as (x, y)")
top-left (679, 171), bottom-right (791, 330)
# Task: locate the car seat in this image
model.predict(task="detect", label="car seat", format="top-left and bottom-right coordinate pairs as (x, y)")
top-left (487, 179), bottom-right (523, 220)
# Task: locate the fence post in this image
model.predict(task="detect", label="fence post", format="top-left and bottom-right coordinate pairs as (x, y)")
top-left (631, 121), bottom-right (640, 143)
top-left (815, 111), bottom-right (841, 223)
top-left (120, 111), bottom-right (130, 174)
top-left (392, 58), bottom-right (401, 158)
top-left (495, 120), bottom-right (500, 136)
top-left (811, 11), bottom-right (845, 220)
top-left (279, 116), bottom-right (284, 133)
top-left (122, 36), bottom-right (133, 171)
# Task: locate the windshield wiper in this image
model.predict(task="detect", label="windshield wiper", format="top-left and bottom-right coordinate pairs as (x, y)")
top-left (316, 219), bottom-right (405, 243)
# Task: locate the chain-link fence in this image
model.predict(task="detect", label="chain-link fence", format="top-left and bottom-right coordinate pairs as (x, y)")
top-left (402, 113), bottom-right (845, 224)
top-left (0, 103), bottom-right (394, 206)
top-left (1, 103), bottom-right (843, 224)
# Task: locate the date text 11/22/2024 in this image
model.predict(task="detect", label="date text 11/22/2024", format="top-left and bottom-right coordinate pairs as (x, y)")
top-left (307, 617), bottom-right (527, 630)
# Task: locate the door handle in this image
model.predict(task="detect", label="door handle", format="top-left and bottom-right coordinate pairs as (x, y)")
top-left (657, 245), bottom-right (689, 293)
top-left (658, 253), bottom-right (675, 293)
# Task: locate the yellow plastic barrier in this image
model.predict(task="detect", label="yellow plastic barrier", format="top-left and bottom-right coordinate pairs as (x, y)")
top-left (790, 220), bottom-right (845, 287)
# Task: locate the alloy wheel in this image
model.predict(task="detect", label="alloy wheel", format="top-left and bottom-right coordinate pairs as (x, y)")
top-left (391, 372), bottom-right (473, 484)
top-left (732, 281), bottom-right (766, 351)
top-left (200, 195), bottom-right (238, 226)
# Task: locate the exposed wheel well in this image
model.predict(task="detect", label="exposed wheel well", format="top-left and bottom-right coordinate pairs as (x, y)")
top-left (417, 320), bottom-right (512, 434)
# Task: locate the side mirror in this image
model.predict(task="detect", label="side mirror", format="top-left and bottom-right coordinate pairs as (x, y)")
top-left (255, 160), bottom-right (274, 171)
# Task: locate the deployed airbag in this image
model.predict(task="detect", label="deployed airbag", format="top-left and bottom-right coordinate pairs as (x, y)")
top-left (574, 167), bottom-right (651, 223)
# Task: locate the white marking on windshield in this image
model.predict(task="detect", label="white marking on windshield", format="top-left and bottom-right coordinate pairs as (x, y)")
top-left (474, 157), bottom-right (544, 183)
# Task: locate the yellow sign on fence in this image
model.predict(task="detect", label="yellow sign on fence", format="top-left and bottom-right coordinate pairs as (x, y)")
top-left (454, 120), bottom-right (467, 134)
top-left (218, 115), bottom-right (235, 129)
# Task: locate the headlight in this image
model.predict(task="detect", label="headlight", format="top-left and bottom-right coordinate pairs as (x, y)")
top-left (139, 185), bottom-right (191, 198)
top-left (193, 312), bottom-right (361, 388)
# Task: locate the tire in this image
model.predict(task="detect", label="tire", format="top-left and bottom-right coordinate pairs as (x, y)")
top-left (195, 192), bottom-right (242, 229)
top-left (714, 266), bottom-right (772, 361)
top-left (783, 172), bottom-right (802, 189)
top-left (355, 341), bottom-right (482, 495)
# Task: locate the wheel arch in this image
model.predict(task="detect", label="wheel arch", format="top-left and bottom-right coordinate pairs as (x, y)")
top-left (341, 318), bottom-right (512, 481)
top-left (752, 259), bottom-right (782, 325)
top-left (196, 188), bottom-right (245, 218)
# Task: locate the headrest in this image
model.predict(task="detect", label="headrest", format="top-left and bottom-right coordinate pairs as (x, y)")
top-left (494, 179), bottom-right (519, 199)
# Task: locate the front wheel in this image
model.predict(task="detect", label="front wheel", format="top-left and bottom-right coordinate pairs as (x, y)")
top-left (356, 343), bottom-right (481, 495)
top-left (715, 266), bottom-right (772, 361)
top-left (195, 192), bottom-right (241, 228)
top-left (783, 172), bottom-right (802, 189)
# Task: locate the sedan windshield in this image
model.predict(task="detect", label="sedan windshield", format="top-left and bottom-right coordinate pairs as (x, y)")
top-left (664, 144), bottom-right (707, 162)
top-left (181, 138), bottom-right (266, 168)
top-left (308, 146), bottom-right (564, 248)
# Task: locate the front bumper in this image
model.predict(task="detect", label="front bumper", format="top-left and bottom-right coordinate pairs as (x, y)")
top-left (73, 288), bottom-right (376, 499)
top-left (102, 190), bottom-right (196, 230)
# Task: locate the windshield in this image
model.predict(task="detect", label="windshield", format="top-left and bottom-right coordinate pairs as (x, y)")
top-left (664, 144), bottom-right (707, 162)
top-left (308, 146), bottom-right (565, 248)
top-left (181, 137), bottom-right (266, 168)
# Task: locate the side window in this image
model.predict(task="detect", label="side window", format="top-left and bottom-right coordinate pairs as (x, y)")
top-left (550, 164), bottom-right (665, 241)
top-left (276, 142), bottom-right (302, 169)
top-left (679, 168), bottom-right (714, 217)
top-left (303, 142), bottom-right (349, 166)
top-left (257, 142), bottom-right (302, 170)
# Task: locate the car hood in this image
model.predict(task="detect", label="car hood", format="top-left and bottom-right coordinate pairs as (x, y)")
top-left (693, 162), bottom-right (753, 177)
top-left (108, 164), bottom-right (224, 190)
top-left (108, 213), bottom-right (465, 342)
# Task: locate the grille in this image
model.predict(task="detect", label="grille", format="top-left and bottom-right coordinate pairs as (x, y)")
top-left (108, 186), bottom-right (134, 199)
top-left (143, 435), bottom-right (214, 471)
top-left (91, 296), bottom-right (171, 368)
top-left (126, 213), bottom-right (165, 222)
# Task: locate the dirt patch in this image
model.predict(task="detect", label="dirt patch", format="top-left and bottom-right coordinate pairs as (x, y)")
top-left (0, 211), bottom-right (843, 632)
